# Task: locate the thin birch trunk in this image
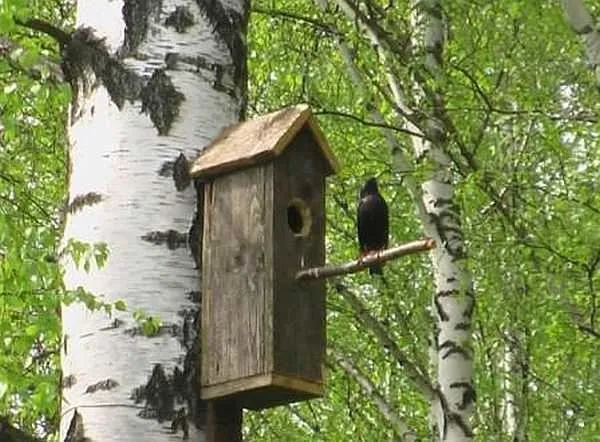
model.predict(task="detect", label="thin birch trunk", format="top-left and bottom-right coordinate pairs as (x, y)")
top-left (411, 2), bottom-right (475, 440)
top-left (562, 0), bottom-right (600, 87)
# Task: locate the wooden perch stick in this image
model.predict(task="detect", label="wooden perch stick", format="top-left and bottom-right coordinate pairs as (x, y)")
top-left (296, 238), bottom-right (435, 281)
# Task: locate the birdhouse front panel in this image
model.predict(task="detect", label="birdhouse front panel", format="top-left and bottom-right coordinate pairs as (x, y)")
top-left (201, 164), bottom-right (274, 388)
top-left (271, 127), bottom-right (327, 383)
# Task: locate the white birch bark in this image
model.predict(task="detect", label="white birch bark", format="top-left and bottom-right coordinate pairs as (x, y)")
top-left (60, 1), bottom-right (245, 440)
top-left (414, 2), bottom-right (474, 440)
top-left (326, 0), bottom-right (474, 439)
top-left (562, 0), bottom-right (600, 86)
top-left (500, 328), bottom-right (528, 442)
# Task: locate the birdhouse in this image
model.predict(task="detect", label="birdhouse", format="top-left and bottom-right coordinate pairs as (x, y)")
top-left (190, 104), bottom-right (339, 410)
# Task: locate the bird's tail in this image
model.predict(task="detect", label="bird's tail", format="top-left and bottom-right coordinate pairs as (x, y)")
top-left (369, 264), bottom-right (383, 276)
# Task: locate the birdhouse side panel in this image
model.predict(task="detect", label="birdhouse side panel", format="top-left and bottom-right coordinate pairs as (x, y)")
top-left (272, 129), bottom-right (327, 383)
top-left (201, 164), bottom-right (274, 388)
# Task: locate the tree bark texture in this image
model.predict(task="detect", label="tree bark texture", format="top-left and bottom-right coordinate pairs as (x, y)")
top-left (60, 0), bottom-right (248, 440)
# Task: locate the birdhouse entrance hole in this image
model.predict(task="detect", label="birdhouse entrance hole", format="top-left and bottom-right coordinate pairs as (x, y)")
top-left (287, 198), bottom-right (312, 237)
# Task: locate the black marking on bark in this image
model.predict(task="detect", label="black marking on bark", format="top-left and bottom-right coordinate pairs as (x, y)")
top-left (446, 276), bottom-right (456, 283)
top-left (575, 24), bottom-right (594, 35)
top-left (132, 364), bottom-right (175, 422)
top-left (122, 0), bottom-right (162, 56)
top-left (165, 52), bottom-right (180, 70)
top-left (428, 211), bottom-right (466, 259)
top-left (435, 296), bottom-right (449, 321)
top-left (159, 160), bottom-right (175, 177)
top-left (181, 308), bottom-right (194, 348)
top-left (85, 379), bottom-right (119, 394)
top-left (187, 290), bottom-right (201, 303)
top-left (170, 407), bottom-right (190, 439)
top-left (164, 52), bottom-right (231, 75)
top-left (163, 52), bottom-right (237, 97)
top-left (436, 386), bottom-right (449, 439)
top-left (142, 229), bottom-right (187, 249)
top-left (165, 6), bottom-right (195, 33)
top-left (436, 289), bottom-right (457, 298)
top-left (180, 303), bottom-right (206, 431)
top-left (62, 374), bottom-right (76, 389)
top-left (68, 192), bottom-right (102, 213)
top-left (436, 386), bottom-right (474, 439)
top-left (195, 0), bottom-right (248, 111)
top-left (433, 197), bottom-right (452, 208)
top-left (189, 179), bottom-right (204, 269)
top-left (140, 69), bottom-right (185, 135)
top-left (62, 27), bottom-right (143, 119)
top-left (64, 409), bottom-right (89, 442)
top-left (455, 321), bottom-right (471, 331)
top-left (13, 19), bottom-right (143, 118)
top-left (130, 299), bottom-right (203, 435)
top-left (447, 411), bottom-right (474, 438)
top-left (439, 340), bottom-right (471, 360)
top-left (451, 381), bottom-right (476, 410)
top-left (98, 319), bottom-right (123, 331)
top-left (173, 152), bottom-right (191, 191)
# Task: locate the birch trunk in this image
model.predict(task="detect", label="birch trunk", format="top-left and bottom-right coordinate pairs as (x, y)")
top-left (60, 1), bottom-right (247, 440)
top-left (562, 0), bottom-right (600, 86)
top-left (411, 1), bottom-right (475, 440)
top-left (328, 0), bottom-right (474, 439)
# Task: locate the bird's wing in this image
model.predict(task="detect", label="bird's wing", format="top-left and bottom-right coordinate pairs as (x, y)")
top-left (381, 196), bottom-right (389, 248)
top-left (357, 197), bottom-right (368, 252)
top-left (358, 195), bottom-right (387, 251)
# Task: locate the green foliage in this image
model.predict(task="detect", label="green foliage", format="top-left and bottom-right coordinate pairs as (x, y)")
top-left (248, 1), bottom-right (600, 440)
top-left (3, 0), bottom-right (600, 440)
top-left (132, 310), bottom-right (163, 337)
top-left (0, 1), bottom-right (74, 438)
top-left (63, 239), bottom-right (109, 273)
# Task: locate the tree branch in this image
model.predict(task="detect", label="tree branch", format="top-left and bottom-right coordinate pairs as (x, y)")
top-left (0, 37), bottom-right (64, 82)
top-left (13, 17), bottom-right (71, 46)
top-left (332, 351), bottom-right (418, 441)
top-left (315, 109), bottom-right (424, 138)
top-left (335, 284), bottom-right (436, 401)
top-left (252, 7), bottom-right (340, 35)
top-left (296, 238), bottom-right (435, 280)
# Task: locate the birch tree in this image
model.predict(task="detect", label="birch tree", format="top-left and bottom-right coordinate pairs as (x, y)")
top-left (5, 1), bottom-right (600, 440)
top-left (246, 1), bottom-right (600, 440)
top-left (54, 1), bottom-right (248, 440)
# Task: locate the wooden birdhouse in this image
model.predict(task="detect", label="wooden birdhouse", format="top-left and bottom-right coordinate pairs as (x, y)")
top-left (190, 104), bottom-right (339, 410)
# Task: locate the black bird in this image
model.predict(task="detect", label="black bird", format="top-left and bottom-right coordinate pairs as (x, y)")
top-left (357, 177), bottom-right (389, 275)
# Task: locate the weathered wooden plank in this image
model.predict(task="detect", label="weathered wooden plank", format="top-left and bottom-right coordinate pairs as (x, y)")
top-left (272, 128), bottom-right (326, 382)
top-left (201, 166), bottom-right (268, 385)
top-left (201, 373), bottom-right (322, 407)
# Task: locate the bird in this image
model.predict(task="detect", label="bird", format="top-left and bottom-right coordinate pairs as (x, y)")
top-left (357, 177), bottom-right (389, 275)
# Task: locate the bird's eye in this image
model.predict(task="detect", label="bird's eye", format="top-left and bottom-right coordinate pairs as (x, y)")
top-left (287, 198), bottom-right (312, 237)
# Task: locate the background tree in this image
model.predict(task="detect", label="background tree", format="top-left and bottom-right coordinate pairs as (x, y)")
top-left (246, 1), bottom-right (600, 441)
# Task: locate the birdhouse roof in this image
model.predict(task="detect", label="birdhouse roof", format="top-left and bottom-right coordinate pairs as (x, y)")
top-left (189, 104), bottom-right (340, 179)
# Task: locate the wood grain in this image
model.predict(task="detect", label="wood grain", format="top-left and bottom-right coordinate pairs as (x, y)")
top-left (190, 104), bottom-right (340, 179)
